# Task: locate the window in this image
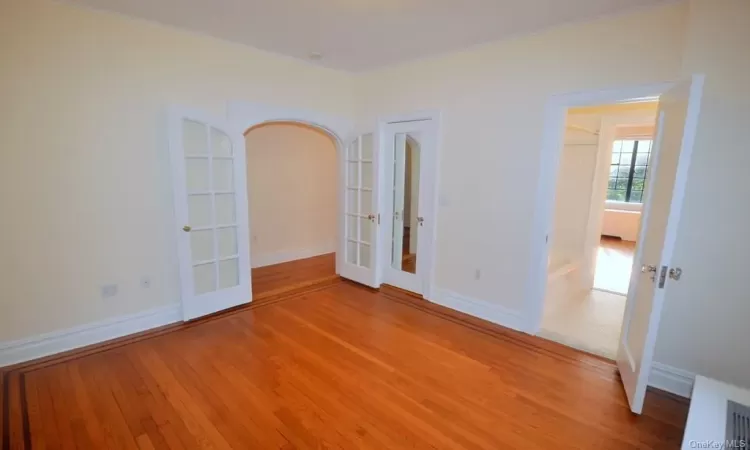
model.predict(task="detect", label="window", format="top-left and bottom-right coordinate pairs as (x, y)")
top-left (607, 139), bottom-right (653, 203)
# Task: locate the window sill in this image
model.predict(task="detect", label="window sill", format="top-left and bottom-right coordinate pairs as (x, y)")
top-left (605, 201), bottom-right (642, 212)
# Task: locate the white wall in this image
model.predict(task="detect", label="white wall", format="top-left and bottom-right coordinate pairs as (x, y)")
top-left (0, 0), bottom-right (353, 343)
top-left (245, 123), bottom-right (337, 267)
top-left (353, 2), bottom-right (687, 309)
top-left (653, 0), bottom-right (750, 389)
top-left (549, 125), bottom-right (599, 271)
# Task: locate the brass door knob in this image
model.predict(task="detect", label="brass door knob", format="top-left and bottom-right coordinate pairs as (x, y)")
top-left (182, 225), bottom-right (192, 232)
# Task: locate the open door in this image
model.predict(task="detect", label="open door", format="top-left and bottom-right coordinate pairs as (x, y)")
top-left (169, 107), bottom-right (251, 321)
top-left (617, 75), bottom-right (704, 413)
top-left (391, 134), bottom-right (407, 270)
top-left (339, 133), bottom-right (379, 287)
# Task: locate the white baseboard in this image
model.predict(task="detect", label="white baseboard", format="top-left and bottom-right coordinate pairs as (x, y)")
top-left (649, 362), bottom-right (695, 398)
top-left (0, 304), bottom-right (182, 368)
top-left (252, 244), bottom-right (335, 268)
top-left (430, 288), bottom-right (528, 332)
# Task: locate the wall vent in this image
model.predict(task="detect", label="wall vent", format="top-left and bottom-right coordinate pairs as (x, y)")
top-left (726, 400), bottom-right (750, 446)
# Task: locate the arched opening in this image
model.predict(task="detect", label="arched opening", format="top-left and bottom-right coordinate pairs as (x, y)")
top-left (243, 121), bottom-right (339, 297)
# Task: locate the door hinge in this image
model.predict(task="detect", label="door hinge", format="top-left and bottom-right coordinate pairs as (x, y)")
top-left (657, 265), bottom-right (668, 288)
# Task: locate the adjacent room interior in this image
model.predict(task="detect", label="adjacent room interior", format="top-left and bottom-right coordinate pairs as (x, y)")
top-left (244, 122), bottom-right (339, 297)
top-left (540, 101), bottom-right (657, 359)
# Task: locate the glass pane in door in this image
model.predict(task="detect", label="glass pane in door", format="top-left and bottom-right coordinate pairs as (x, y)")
top-left (344, 134), bottom-right (375, 268)
top-left (194, 263), bottom-right (216, 294)
top-left (218, 258), bottom-right (239, 288)
top-left (182, 118), bottom-right (240, 295)
top-left (390, 133), bottom-right (420, 274)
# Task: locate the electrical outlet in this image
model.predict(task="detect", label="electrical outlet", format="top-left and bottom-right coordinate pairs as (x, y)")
top-left (140, 276), bottom-right (151, 289)
top-left (474, 269), bottom-right (481, 281)
top-left (101, 284), bottom-right (118, 299)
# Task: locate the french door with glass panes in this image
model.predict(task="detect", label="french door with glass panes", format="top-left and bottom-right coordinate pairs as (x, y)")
top-left (169, 107), bottom-right (251, 321)
top-left (339, 133), bottom-right (380, 287)
top-left (381, 118), bottom-right (437, 296)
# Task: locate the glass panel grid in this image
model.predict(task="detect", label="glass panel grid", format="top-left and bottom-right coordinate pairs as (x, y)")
top-left (184, 120), bottom-right (242, 296)
top-left (607, 139), bottom-right (652, 203)
top-left (344, 134), bottom-right (376, 269)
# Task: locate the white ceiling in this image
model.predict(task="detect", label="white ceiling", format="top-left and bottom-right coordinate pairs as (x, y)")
top-left (67, 0), bottom-right (672, 71)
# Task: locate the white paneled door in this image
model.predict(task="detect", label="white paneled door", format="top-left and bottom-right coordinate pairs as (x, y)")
top-left (169, 107), bottom-right (251, 321)
top-left (339, 133), bottom-right (380, 287)
top-left (617, 75), bottom-right (704, 414)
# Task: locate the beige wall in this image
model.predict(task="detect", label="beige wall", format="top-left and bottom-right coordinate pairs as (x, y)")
top-left (244, 124), bottom-right (337, 266)
top-left (601, 210), bottom-right (640, 241)
top-left (549, 125), bottom-right (599, 270)
top-left (354, 3), bottom-right (687, 308)
top-left (653, 0), bottom-right (750, 388)
top-left (0, 0), bottom-right (353, 342)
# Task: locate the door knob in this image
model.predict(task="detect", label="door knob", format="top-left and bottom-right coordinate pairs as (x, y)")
top-left (669, 267), bottom-right (682, 280)
top-left (417, 217), bottom-right (424, 226)
top-left (367, 213), bottom-right (376, 222)
top-left (182, 225), bottom-right (192, 232)
top-left (641, 264), bottom-right (657, 273)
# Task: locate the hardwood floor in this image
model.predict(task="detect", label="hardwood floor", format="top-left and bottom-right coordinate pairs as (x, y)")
top-left (594, 236), bottom-right (636, 295)
top-left (401, 226), bottom-right (416, 274)
top-left (2, 278), bottom-right (688, 449)
top-left (252, 253), bottom-right (337, 299)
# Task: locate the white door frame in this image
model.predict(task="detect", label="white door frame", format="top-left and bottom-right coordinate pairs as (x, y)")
top-left (377, 110), bottom-right (442, 299)
top-left (226, 101), bottom-right (354, 276)
top-left (525, 81), bottom-right (675, 333)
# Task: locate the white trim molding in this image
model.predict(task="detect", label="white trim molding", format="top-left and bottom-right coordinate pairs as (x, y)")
top-left (430, 287), bottom-right (528, 332)
top-left (0, 304), bottom-right (181, 368)
top-left (649, 362), bottom-right (695, 398)
top-left (251, 244), bottom-right (337, 268)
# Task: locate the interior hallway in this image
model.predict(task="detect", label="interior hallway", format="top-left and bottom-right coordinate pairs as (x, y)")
top-left (1, 260), bottom-right (688, 449)
top-left (540, 237), bottom-right (633, 360)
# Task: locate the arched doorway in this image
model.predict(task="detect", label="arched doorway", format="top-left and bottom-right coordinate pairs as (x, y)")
top-left (169, 103), bottom-right (380, 321)
top-left (228, 101), bottom-right (380, 291)
top-left (243, 121), bottom-right (339, 297)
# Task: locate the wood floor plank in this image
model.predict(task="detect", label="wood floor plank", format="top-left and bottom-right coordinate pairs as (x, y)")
top-left (3, 272), bottom-right (688, 449)
top-left (251, 253), bottom-right (336, 298)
